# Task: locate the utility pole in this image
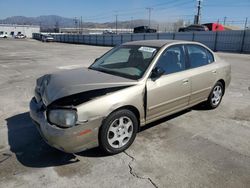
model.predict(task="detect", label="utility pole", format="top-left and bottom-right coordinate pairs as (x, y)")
top-left (74, 17), bottom-right (78, 34)
top-left (115, 14), bottom-right (118, 34)
top-left (223, 16), bottom-right (227, 25)
top-left (131, 17), bottom-right (133, 33)
top-left (244, 17), bottom-right (248, 30)
top-left (194, 0), bottom-right (202, 24)
top-left (80, 16), bottom-right (83, 34)
top-left (146, 7), bottom-right (153, 28)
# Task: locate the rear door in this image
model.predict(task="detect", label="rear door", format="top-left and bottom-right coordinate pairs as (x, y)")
top-left (146, 45), bottom-right (191, 123)
top-left (185, 44), bottom-right (217, 105)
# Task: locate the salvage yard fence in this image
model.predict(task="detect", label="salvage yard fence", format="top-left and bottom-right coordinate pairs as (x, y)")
top-left (33, 30), bottom-right (250, 53)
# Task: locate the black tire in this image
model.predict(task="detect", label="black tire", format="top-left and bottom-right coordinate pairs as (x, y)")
top-left (205, 82), bottom-right (224, 109)
top-left (99, 109), bottom-right (138, 154)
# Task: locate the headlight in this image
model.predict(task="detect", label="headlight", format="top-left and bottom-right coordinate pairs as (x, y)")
top-left (48, 109), bottom-right (77, 128)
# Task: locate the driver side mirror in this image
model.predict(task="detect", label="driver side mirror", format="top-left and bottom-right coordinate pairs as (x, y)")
top-left (150, 67), bottom-right (165, 80)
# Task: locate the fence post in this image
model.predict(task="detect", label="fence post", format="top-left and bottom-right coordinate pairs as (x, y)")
top-left (157, 33), bottom-right (159, 40)
top-left (240, 30), bottom-right (246, 53)
top-left (89, 35), bottom-right (91, 44)
top-left (192, 32), bottom-right (195, 41)
top-left (96, 35), bottom-right (98, 45)
top-left (103, 35), bottom-right (105, 46)
top-left (131, 34), bottom-right (133, 41)
top-left (143, 34), bottom-right (146, 40)
top-left (111, 35), bottom-right (113, 46)
top-left (173, 32), bottom-right (176, 40)
top-left (121, 35), bottom-right (123, 44)
top-left (214, 31), bottom-right (218, 51)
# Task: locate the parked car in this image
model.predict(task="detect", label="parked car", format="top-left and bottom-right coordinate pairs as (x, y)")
top-left (179, 24), bottom-right (209, 32)
top-left (103, 30), bottom-right (115, 35)
top-left (15, 34), bottom-right (26, 39)
top-left (134, 26), bottom-right (157, 33)
top-left (30, 40), bottom-right (231, 154)
top-left (0, 31), bottom-right (8, 38)
top-left (42, 34), bottom-right (54, 42)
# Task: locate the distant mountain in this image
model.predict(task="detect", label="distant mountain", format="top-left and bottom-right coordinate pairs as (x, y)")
top-left (0, 15), bottom-right (74, 28)
top-left (0, 15), bottom-right (155, 29)
top-left (0, 15), bottom-right (186, 32)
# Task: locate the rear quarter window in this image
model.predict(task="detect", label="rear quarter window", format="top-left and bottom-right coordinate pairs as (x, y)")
top-left (186, 44), bottom-right (214, 68)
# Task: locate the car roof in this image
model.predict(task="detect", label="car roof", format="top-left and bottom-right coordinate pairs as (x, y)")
top-left (123, 40), bottom-right (201, 48)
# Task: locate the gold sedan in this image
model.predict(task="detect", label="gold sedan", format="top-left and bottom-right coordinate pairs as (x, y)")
top-left (30, 40), bottom-right (231, 154)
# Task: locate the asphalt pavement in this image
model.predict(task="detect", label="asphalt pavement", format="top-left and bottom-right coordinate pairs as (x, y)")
top-left (0, 39), bottom-right (249, 188)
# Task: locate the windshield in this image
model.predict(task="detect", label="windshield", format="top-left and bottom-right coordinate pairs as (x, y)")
top-left (89, 45), bottom-right (158, 80)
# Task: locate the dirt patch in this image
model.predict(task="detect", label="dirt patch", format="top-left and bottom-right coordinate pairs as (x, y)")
top-left (233, 106), bottom-right (250, 121)
top-left (0, 152), bottom-right (28, 181)
top-left (54, 159), bottom-right (92, 178)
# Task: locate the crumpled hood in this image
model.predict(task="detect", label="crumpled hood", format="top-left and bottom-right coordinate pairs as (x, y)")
top-left (36, 68), bottom-right (137, 106)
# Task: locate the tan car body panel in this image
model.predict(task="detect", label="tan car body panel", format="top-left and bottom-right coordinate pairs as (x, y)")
top-left (29, 40), bottom-right (231, 153)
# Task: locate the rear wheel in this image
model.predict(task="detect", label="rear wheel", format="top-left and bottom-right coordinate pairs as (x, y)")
top-left (205, 82), bottom-right (224, 109)
top-left (99, 109), bottom-right (138, 154)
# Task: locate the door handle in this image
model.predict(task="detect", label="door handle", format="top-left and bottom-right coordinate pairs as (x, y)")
top-left (182, 79), bottom-right (189, 84)
top-left (212, 70), bottom-right (217, 74)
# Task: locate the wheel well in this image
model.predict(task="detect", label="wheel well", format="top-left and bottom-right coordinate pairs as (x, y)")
top-left (217, 79), bottom-right (225, 95)
top-left (114, 105), bottom-right (140, 123)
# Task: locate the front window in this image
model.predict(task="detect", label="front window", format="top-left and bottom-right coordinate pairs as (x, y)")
top-left (155, 45), bottom-right (186, 75)
top-left (89, 45), bottom-right (158, 80)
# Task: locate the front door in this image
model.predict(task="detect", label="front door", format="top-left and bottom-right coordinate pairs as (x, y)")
top-left (146, 45), bottom-right (191, 123)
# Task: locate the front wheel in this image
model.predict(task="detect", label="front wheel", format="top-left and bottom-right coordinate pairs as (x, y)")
top-left (99, 109), bottom-right (138, 154)
top-left (205, 82), bottom-right (224, 109)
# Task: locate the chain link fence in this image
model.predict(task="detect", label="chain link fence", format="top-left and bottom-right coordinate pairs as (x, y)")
top-left (33, 30), bottom-right (250, 53)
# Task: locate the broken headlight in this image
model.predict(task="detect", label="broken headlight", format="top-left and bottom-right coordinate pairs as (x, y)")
top-left (48, 109), bottom-right (77, 128)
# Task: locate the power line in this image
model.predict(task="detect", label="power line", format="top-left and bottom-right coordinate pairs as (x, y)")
top-left (83, 0), bottom-right (192, 22)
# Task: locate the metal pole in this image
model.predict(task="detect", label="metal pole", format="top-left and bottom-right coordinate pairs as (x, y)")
top-left (223, 16), bottom-right (227, 25)
top-left (244, 17), bottom-right (248, 30)
top-left (146, 7), bottom-right (153, 28)
top-left (194, 0), bottom-right (202, 24)
top-left (131, 17), bottom-right (133, 33)
top-left (80, 16), bottom-right (83, 34)
top-left (241, 29), bottom-right (246, 53)
top-left (214, 31), bottom-right (218, 51)
top-left (115, 15), bottom-right (118, 34)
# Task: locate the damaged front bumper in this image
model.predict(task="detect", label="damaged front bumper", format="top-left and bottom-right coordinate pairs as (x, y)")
top-left (29, 97), bottom-right (100, 153)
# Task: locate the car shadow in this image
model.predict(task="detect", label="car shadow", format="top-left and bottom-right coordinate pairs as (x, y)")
top-left (6, 105), bottom-right (205, 166)
top-left (6, 112), bottom-right (80, 168)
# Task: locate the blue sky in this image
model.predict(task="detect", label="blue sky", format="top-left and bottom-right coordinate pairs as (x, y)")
top-left (0, 0), bottom-right (249, 25)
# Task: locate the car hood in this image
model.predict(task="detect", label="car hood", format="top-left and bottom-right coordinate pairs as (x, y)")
top-left (36, 68), bottom-right (137, 106)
